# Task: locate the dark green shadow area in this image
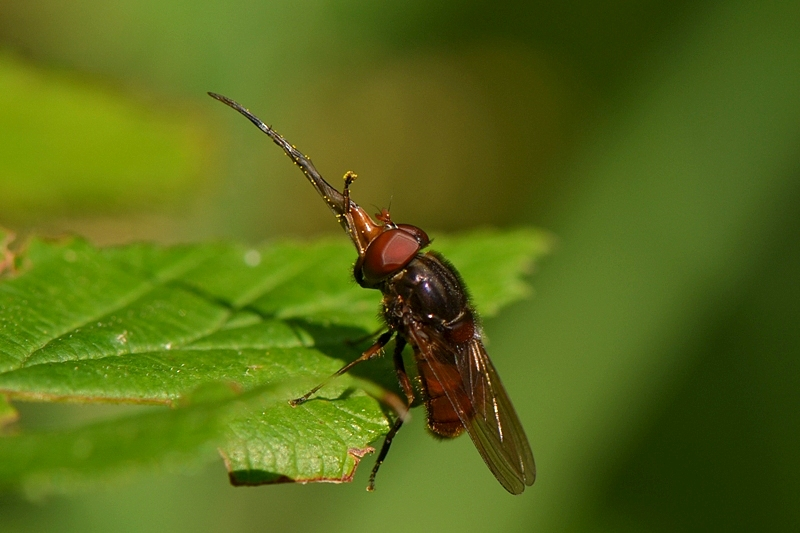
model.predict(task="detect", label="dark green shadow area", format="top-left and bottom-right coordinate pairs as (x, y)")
top-left (227, 470), bottom-right (292, 486)
top-left (586, 173), bottom-right (800, 532)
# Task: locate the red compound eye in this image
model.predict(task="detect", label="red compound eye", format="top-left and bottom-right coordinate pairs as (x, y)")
top-left (396, 224), bottom-right (429, 248)
top-left (362, 228), bottom-right (422, 284)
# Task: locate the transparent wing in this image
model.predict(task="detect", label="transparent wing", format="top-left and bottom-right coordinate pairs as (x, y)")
top-left (407, 326), bottom-right (536, 494)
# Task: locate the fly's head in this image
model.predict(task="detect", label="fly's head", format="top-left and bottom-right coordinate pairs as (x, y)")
top-left (208, 92), bottom-right (428, 288)
top-left (343, 178), bottom-right (430, 290)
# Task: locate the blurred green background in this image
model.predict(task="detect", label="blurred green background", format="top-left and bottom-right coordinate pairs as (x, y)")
top-left (1, 1), bottom-right (799, 531)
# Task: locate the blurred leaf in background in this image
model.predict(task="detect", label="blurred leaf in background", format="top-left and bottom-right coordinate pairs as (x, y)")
top-left (0, 0), bottom-right (799, 532)
top-left (0, 52), bottom-right (210, 236)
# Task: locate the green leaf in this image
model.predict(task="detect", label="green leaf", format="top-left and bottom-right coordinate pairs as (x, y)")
top-left (0, 229), bottom-right (550, 489)
top-left (0, 383), bottom-right (270, 495)
top-left (432, 228), bottom-right (552, 317)
top-left (222, 384), bottom-right (388, 485)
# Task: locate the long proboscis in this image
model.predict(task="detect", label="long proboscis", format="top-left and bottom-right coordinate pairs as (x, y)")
top-left (208, 92), bottom-right (349, 230)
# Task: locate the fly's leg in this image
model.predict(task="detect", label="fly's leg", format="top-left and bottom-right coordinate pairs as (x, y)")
top-left (342, 170), bottom-right (357, 209)
top-left (289, 330), bottom-right (394, 407)
top-left (340, 170), bottom-right (362, 250)
top-left (367, 334), bottom-right (414, 492)
top-left (391, 336), bottom-right (415, 407)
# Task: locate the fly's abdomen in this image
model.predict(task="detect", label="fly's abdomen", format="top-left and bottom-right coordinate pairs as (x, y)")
top-left (417, 357), bottom-right (468, 439)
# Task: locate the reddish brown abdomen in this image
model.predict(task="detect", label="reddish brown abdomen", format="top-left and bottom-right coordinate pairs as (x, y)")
top-left (416, 357), bottom-right (469, 438)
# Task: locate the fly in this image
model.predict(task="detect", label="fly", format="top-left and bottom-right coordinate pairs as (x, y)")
top-left (209, 92), bottom-right (536, 494)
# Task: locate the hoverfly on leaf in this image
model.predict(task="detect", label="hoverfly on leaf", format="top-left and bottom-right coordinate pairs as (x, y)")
top-left (209, 92), bottom-right (535, 494)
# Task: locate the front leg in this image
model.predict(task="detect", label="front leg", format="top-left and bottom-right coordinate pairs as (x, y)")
top-left (368, 334), bottom-right (414, 491)
top-left (289, 330), bottom-right (394, 407)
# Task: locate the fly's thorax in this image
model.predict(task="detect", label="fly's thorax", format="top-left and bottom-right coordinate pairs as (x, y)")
top-left (386, 252), bottom-right (470, 327)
